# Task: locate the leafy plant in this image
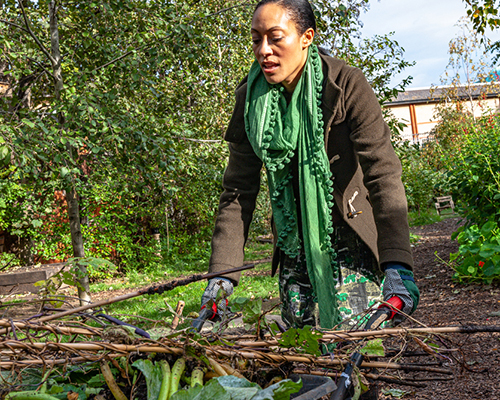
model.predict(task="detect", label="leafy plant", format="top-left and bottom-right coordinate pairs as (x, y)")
top-left (231, 297), bottom-right (266, 331)
top-left (170, 375), bottom-right (302, 400)
top-left (34, 257), bottom-right (117, 306)
top-left (450, 220), bottom-right (500, 283)
top-left (359, 338), bottom-right (385, 357)
top-left (395, 141), bottom-right (442, 215)
top-left (440, 113), bottom-right (500, 226)
top-left (0, 252), bottom-right (22, 271)
top-left (278, 325), bottom-right (323, 356)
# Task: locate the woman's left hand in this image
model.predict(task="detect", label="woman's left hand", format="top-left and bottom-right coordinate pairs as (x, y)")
top-left (382, 264), bottom-right (420, 324)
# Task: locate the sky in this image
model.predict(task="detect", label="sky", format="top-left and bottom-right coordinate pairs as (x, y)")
top-left (360, 0), bottom-right (500, 89)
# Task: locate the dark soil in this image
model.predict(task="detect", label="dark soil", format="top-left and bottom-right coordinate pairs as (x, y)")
top-left (379, 217), bottom-right (500, 400)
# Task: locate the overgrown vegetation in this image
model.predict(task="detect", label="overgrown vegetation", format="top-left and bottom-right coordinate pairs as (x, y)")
top-left (0, 0), bottom-right (415, 289)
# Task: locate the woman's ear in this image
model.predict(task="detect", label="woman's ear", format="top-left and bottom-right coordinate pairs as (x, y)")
top-left (301, 28), bottom-right (315, 49)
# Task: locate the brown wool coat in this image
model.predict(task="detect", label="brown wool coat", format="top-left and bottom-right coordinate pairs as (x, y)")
top-left (209, 53), bottom-right (413, 285)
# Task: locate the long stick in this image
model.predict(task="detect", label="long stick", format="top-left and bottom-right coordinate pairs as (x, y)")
top-left (0, 319), bottom-right (101, 336)
top-left (234, 325), bottom-right (500, 347)
top-left (292, 369), bottom-right (427, 388)
top-left (0, 354), bottom-right (123, 368)
top-left (0, 341), bottom-right (453, 374)
top-left (20, 264), bottom-right (254, 325)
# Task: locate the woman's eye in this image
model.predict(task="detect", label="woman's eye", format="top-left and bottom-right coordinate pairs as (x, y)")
top-left (252, 38), bottom-right (261, 45)
top-left (272, 37), bottom-right (283, 42)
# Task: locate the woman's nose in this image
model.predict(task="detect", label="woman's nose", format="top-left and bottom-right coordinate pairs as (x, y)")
top-left (259, 38), bottom-right (272, 57)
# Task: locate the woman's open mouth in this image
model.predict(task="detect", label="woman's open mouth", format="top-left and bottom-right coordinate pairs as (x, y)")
top-left (262, 61), bottom-right (279, 74)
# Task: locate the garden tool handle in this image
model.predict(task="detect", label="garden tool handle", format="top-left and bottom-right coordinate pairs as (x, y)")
top-left (96, 314), bottom-right (151, 338)
top-left (191, 304), bottom-right (215, 333)
top-left (364, 296), bottom-right (403, 330)
top-left (330, 352), bottom-right (364, 400)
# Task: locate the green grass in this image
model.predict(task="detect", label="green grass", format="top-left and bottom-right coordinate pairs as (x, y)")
top-left (89, 239), bottom-right (277, 330)
top-left (408, 207), bottom-right (456, 227)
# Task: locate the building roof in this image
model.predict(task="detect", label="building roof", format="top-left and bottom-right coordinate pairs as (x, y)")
top-left (386, 82), bottom-right (500, 106)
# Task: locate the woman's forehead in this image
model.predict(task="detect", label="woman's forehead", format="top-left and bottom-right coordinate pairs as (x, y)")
top-left (251, 3), bottom-right (295, 33)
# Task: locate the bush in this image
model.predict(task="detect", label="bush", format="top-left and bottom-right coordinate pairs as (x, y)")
top-left (395, 141), bottom-right (442, 214)
top-left (450, 220), bottom-right (500, 283)
top-left (437, 112), bottom-right (500, 226)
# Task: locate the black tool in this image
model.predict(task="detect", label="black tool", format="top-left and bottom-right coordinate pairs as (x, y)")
top-left (330, 352), bottom-right (364, 400)
top-left (191, 305), bottom-right (216, 333)
top-left (363, 307), bottom-right (393, 331)
top-left (96, 313), bottom-right (151, 338)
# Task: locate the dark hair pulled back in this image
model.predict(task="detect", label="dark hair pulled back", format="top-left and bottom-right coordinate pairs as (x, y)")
top-left (254, 0), bottom-right (316, 34)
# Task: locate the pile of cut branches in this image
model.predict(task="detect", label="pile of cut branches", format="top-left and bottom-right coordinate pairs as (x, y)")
top-left (1, 310), bottom-right (500, 400)
top-left (1, 268), bottom-right (499, 399)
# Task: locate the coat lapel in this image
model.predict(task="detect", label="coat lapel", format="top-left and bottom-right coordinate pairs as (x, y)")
top-left (319, 53), bottom-right (343, 147)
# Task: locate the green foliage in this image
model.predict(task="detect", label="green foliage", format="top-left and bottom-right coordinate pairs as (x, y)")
top-left (277, 325), bottom-right (323, 356)
top-left (408, 209), bottom-right (443, 228)
top-left (439, 113), bottom-right (500, 225)
top-left (0, 0), bottom-right (415, 277)
top-left (132, 359), bottom-right (164, 400)
top-left (465, 0), bottom-right (500, 34)
top-left (170, 375), bottom-right (302, 400)
top-left (0, 252), bottom-right (21, 271)
top-left (382, 388), bottom-right (410, 399)
top-left (464, 0), bottom-right (500, 64)
top-left (450, 221), bottom-right (500, 283)
top-left (231, 297), bottom-right (266, 331)
top-left (395, 141), bottom-right (442, 214)
top-left (359, 338), bottom-right (385, 356)
top-left (34, 257), bottom-right (115, 306)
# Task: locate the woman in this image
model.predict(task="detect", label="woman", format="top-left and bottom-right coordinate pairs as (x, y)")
top-left (201, 0), bottom-right (419, 330)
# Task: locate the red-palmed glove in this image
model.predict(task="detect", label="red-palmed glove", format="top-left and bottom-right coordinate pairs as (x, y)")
top-left (382, 263), bottom-right (420, 325)
top-left (200, 277), bottom-right (234, 322)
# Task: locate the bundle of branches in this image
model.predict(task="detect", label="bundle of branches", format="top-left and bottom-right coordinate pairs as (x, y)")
top-left (1, 312), bottom-right (499, 392)
top-left (1, 267), bottom-right (499, 398)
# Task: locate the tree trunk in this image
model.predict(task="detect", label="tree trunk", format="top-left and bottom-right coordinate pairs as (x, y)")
top-left (49, 1), bottom-right (90, 304)
top-left (66, 188), bottom-right (91, 304)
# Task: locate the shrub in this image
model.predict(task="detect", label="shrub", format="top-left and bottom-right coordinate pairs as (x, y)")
top-left (395, 141), bottom-right (442, 214)
top-left (450, 220), bottom-right (500, 283)
top-left (437, 112), bottom-right (500, 226)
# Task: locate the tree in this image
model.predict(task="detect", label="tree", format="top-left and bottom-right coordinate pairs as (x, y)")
top-left (463, 0), bottom-right (500, 34)
top-left (439, 19), bottom-right (493, 116)
top-left (0, 0), bottom-right (183, 301)
top-left (0, 0), bottom-right (415, 295)
top-left (463, 0), bottom-right (500, 63)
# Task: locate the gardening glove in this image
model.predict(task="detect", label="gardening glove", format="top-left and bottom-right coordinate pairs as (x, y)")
top-left (382, 263), bottom-right (420, 325)
top-left (200, 277), bottom-right (234, 322)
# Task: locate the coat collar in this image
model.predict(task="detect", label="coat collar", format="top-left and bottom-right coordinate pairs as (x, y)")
top-left (319, 52), bottom-right (344, 131)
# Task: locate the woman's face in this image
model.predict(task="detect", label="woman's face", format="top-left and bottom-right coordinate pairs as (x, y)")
top-left (251, 3), bottom-right (314, 93)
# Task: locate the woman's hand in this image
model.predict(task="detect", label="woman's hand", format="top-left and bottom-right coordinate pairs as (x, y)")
top-left (200, 278), bottom-right (234, 322)
top-left (382, 264), bottom-right (420, 325)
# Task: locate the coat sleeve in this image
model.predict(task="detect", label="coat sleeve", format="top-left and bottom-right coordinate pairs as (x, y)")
top-left (209, 85), bottom-right (263, 284)
top-left (343, 68), bottom-right (413, 270)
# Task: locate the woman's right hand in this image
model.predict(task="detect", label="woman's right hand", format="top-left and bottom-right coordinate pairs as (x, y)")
top-left (200, 277), bottom-right (234, 321)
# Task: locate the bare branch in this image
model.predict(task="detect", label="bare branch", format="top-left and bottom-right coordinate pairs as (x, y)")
top-left (26, 57), bottom-right (56, 83)
top-left (92, 47), bottom-right (142, 74)
top-left (206, 0), bottom-right (252, 18)
top-left (0, 19), bottom-right (30, 33)
top-left (17, 0), bottom-right (57, 66)
top-left (174, 136), bottom-right (221, 144)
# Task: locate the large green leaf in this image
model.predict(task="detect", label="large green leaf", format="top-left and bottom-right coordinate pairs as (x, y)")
top-left (132, 359), bottom-right (163, 400)
top-left (169, 376), bottom-right (301, 400)
top-left (360, 338), bottom-right (385, 357)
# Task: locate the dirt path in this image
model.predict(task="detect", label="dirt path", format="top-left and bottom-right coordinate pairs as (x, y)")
top-left (381, 218), bottom-right (500, 400)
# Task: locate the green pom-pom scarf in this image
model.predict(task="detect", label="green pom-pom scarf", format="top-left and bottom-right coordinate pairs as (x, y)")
top-left (244, 45), bottom-right (341, 328)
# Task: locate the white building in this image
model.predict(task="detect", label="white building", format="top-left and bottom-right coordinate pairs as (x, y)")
top-left (384, 83), bottom-right (500, 143)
